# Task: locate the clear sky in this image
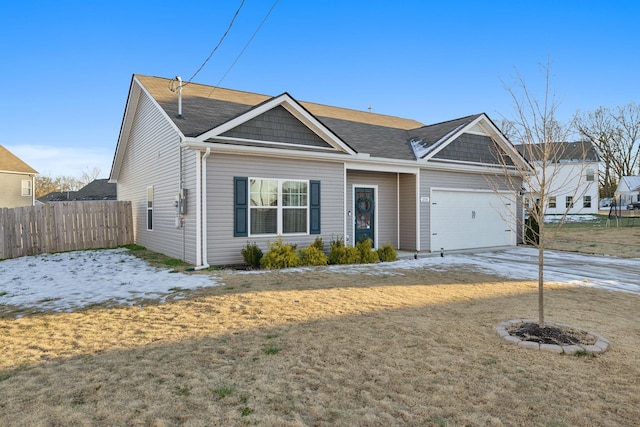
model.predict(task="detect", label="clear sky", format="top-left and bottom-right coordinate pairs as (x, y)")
top-left (2, 1), bottom-right (639, 179)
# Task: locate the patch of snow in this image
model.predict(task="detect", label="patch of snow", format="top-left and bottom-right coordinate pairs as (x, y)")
top-left (544, 214), bottom-right (599, 223)
top-left (410, 124), bottom-right (465, 159)
top-left (1, 246), bottom-right (638, 317)
top-left (0, 248), bottom-right (220, 315)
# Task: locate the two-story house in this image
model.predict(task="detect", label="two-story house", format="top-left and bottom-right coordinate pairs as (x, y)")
top-left (0, 145), bottom-right (38, 208)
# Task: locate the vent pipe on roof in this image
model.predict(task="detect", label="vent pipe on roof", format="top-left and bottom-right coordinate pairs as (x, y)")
top-left (175, 76), bottom-right (183, 119)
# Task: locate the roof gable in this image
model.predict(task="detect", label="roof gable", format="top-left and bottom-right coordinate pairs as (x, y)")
top-left (199, 93), bottom-right (357, 155)
top-left (0, 145), bottom-right (38, 174)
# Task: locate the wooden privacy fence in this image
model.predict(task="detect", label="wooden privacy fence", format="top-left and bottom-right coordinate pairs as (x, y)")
top-left (0, 201), bottom-right (133, 260)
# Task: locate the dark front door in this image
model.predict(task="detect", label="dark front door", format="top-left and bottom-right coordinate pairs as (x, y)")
top-left (354, 187), bottom-right (375, 245)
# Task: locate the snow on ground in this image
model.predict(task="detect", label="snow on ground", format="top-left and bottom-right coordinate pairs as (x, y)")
top-left (0, 248), bottom-right (219, 315)
top-left (1, 246), bottom-right (638, 317)
top-left (543, 214), bottom-right (600, 223)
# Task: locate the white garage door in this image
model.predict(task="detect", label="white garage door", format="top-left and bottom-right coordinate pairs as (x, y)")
top-left (430, 190), bottom-right (517, 252)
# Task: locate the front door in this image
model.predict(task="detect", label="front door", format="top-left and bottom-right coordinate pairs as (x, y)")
top-left (354, 187), bottom-right (375, 245)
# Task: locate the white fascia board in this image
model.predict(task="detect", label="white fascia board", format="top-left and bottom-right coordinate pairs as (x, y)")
top-left (183, 140), bottom-right (422, 173)
top-left (110, 76), bottom-right (186, 182)
top-left (196, 93), bottom-right (357, 155)
top-left (423, 159), bottom-right (524, 176)
top-left (345, 160), bottom-right (419, 174)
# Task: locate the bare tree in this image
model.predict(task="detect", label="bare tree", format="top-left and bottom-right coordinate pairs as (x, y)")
top-left (80, 167), bottom-right (102, 186)
top-left (494, 62), bottom-right (593, 328)
top-left (576, 102), bottom-right (640, 197)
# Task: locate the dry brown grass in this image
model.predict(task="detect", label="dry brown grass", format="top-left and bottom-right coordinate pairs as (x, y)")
top-left (546, 219), bottom-right (640, 258)
top-left (1, 224), bottom-right (639, 426)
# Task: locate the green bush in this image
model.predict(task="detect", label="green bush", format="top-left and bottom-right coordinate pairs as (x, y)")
top-left (356, 238), bottom-right (378, 264)
top-left (310, 236), bottom-right (325, 252)
top-left (376, 242), bottom-right (398, 262)
top-left (241, 242), bottom-right (263, 268)
top-left (525, 214), bottom-right (539, 246)
top-left (260, 239), bottom-right (301, 269)
top-left (299, 244), bottom-right (328, 266)
top-left (327, 237), bottom-right (361, 265)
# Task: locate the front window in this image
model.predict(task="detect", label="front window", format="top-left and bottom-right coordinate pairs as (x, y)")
top-left (548, 196), bottom-right (556, 208)
top-left (583, 195), bottom-right (592, 208)
top-left (566, 196), bottom-right (574, 209)
top-left (22, 179), bottom-right (32, 196)
top-left (250, 178), bottom-right (308, 235)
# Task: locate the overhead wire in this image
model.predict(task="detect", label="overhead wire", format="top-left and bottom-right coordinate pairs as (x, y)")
top-left (206, 0), bottom-right (280, 98)
top-left (182, 0), bottom-right (246, 88)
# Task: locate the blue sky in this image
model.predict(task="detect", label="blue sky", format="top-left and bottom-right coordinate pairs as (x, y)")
top-left (2, 1), bottom-right (639, 179)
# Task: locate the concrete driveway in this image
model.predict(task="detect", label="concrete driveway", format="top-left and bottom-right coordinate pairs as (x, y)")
top-left (461, 247), bottom-right (640, 294)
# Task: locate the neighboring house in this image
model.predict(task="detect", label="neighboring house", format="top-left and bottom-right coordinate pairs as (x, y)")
top-left (38, 179), bottom-right (117, 203)
top-left (110, 74), bottom-right (530, 267)
top-left (517, 141), bottom-right (600, 215)
top-left (615, 176), bottom-right (640, 207)
top-left (0, 145), bottom-right (38, 208)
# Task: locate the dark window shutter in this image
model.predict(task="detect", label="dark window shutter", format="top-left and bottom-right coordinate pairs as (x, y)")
top-left (234, 177), bottom-right (248, 237)
top-left (309, 180), bottom-right (321, 234)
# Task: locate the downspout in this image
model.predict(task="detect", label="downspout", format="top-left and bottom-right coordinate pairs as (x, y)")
top-left (396, 173), bottom-right (400, 249)
top-left (195, 150), bottom-right (202, 267)
top-left (195, 147), bottom-right (211, 270)
top-left (415, 171), bottom-right (421, 252)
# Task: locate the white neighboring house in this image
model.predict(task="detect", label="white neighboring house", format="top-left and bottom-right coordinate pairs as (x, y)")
top-left (615, 176), bottom-right (640, 208)
top-left (517, 141), bottom-right (600, 215)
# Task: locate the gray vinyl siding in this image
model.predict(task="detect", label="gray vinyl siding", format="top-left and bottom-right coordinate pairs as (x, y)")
top-left (116, 92), bottom-right (191, 262)
top-left (0, 173), bottom-right (33, 208)
top-left (398, 173), bottom-right (417, 251)
top-left (420, 168), bottom-right (520, 251)
top-left (346, 171), bottom-right (397, 248)
top-left (205, 154), bottom-right (345, 266)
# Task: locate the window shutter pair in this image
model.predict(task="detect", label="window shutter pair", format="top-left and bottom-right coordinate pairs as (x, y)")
top-left (233, 177), bottom-right (320, 236)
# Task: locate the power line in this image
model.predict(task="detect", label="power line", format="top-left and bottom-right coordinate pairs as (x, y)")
top-left (184, 0), bottom-right (246, 86)
top-left (207, 0), bottom-right (280, 98)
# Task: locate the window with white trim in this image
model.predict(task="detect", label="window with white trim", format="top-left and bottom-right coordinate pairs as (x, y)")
top-left (586, 169), bottom-right (595, 182)
top-left (21, 179), bottom-right (32, 196)
top-left (566, 196), bottom-right (574, 208)
top-left (249, 178), bottom-right (308, 235)
top-left (548, 196), bottom-right (556, 208)
top-left (583, 195), bottom-right (592, 208)
top-left (147, 186), bottom-right (154, 230)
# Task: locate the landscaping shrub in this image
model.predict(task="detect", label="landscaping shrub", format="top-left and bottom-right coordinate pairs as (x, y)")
top-left (241, 242), bottom-right (263, 268)
top-left (376, 241), bottom-right (398, 262)
top-left (525, 214), bottom-right (540, 245)
top-left (310, 236), bottom-right (325, 252)
top-left (299, 244), bottom-right (328, 266)
top-left (260, 239), bottom-right (300, 269)
top-left (356, 238), bottom-right (378, 264)
top-left (328, 237), bottom-right (361, 265)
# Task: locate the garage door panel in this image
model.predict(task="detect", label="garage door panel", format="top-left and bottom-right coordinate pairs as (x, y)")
top-left (431, 190), bottom-right (516, 251)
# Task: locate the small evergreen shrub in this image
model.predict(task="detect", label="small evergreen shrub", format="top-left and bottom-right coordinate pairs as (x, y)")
top-left (310, 236), bottom-right (325, 252)
top-left (328, 237), bottom-right (361, 265)
top-left (356, 238), bottom-right (378, 264)
top-left (241, 242), bottom-right (263, 268)
top-left (260, 239), bottom-right (301, 269)
top-left (525, 214), bottom-right (539, 246)
top-left (376, 242), bottom-right (398, 262)
top-left (299, 244), bottom-right (328, 266)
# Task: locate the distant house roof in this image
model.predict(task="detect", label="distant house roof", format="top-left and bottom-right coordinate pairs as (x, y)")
top-left (620, 176), bottom-right (640, 192)
top-left (516, 141), bottom-right (600, 163)
top-left (38, 179), bottom-right (117, 203)
top-left (0, 145), bottom-right (38, 174)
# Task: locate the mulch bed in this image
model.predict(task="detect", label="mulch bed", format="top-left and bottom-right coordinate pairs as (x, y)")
top-left (508, 322), bottom-right (597, 346)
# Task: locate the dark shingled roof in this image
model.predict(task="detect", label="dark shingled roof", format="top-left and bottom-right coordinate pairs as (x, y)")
top-left (38, 179), bottom-right (116, 203)
top-left (135, 75), bottom-right (488, 162)
top-left (516, 141), bottom-right (600, 163)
